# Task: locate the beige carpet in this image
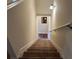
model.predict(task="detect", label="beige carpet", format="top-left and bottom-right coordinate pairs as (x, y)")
top-left (19, 40), bottom-right (62, 59)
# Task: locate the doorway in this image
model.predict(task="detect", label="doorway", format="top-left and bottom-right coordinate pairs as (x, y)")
top-left (36, 16), bottom-right (52, 40)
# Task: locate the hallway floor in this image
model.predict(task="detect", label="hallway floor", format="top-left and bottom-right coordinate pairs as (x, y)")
top-left (20, 40), bottom-right (62, 59)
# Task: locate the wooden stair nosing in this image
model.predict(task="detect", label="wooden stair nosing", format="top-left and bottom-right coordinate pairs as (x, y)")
top-left (23, 53), bottom-right (60, 57)
top-left (26, 51), bottom-right (58, 53)
top-left (19, 57), bottom-right (62, 59)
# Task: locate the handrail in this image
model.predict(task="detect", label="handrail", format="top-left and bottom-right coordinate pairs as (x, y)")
top-left (50, 22), bottom-right (72, 32)
top-left (7, 0), bottom-right (23, 10)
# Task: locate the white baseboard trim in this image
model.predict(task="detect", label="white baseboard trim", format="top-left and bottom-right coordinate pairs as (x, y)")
top-left (17, 39), bottom-right (37, 58)
top-left (50, 40), bottom-right (64, 59)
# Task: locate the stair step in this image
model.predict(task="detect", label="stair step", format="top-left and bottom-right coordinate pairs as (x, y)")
top-left (24, 50), bottom-right (59, 53)
top-left (25, 49), bottom-right (58, 53)
top-left (19, 40), bottom-right (62, 59)
top-left (29, 46), bottom-right (57, 49)
top-left (29, 47), bottom-right (57, 50)
top-left (28, 49), bottom-right (57, 51)
top-left (19, 57), bottom-right (62, 59)
top-left (23, 53), bottom-right (60, 57)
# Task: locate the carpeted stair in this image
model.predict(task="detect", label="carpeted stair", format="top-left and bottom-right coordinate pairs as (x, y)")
top-left (19, 40), bottom-right (62, 59)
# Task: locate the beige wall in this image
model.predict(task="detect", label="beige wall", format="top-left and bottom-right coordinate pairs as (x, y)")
top-left (8, 0), bottom-right (36, 58)
top-left (52, 0), bottom-right (72, 29)
top-left (51, 0), bottom-right (72, 59)
top-left (7, 0), bottom-right (12, 4)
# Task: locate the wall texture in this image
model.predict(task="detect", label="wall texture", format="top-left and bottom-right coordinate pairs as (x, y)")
top-left (7, 0), bottom-right (36, 58)
top-left (51, 0), bottom-right (72, 59)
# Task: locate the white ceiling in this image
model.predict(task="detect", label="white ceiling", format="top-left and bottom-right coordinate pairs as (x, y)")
top-left (35, 0), bottom-right (53, 15)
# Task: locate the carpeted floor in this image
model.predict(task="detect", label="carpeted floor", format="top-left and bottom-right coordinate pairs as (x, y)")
top-left (19, 40), bottom-right (62, 59)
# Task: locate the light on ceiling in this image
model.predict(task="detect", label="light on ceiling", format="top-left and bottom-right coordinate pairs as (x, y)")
top-left (49, 4), bottom-right (55, 10)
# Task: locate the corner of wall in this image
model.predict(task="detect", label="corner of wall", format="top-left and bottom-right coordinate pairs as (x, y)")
top-left (17, 39), bottom-right (37, 58)
top-left (50, 40), bottom-right (65, 59)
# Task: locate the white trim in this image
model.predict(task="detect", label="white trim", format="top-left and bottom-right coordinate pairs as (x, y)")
top-left (17, 39), bottom-right (37, 58)
top-left (7, 0), bottom-right (23, 10)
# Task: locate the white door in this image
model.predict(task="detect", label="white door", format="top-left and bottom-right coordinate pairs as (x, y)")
top-left (36, 16), bottom-right (51, 39)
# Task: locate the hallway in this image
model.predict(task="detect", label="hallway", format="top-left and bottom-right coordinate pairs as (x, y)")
top-left (7, 0), bottom-right (72, 59)
top-left (19, 40), bottom-right (62, 59)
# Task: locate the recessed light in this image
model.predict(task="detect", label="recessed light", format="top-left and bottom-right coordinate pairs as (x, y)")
top-left (49, 4), bottom-right (55, 10)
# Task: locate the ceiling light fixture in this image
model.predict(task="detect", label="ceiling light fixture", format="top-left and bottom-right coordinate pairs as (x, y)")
top-left (49, 4), bottom-right (55, 10)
